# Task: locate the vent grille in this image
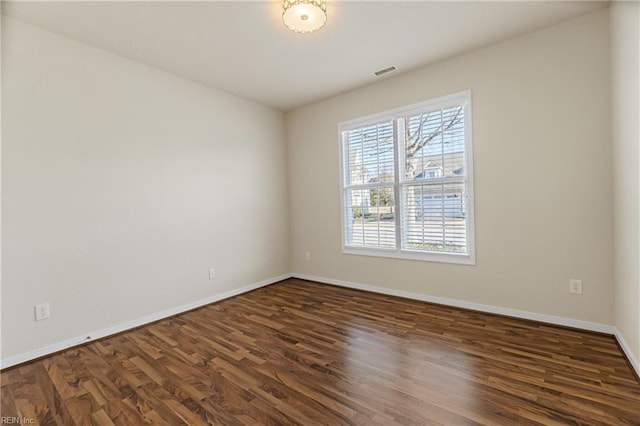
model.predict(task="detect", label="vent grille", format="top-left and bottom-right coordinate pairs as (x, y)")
top-left (374, 66), bottom-right (396, 76)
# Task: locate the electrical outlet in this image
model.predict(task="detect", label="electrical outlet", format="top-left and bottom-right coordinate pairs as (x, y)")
top-left (305, 252), bottom-right (311, 262)
top-left (569, 279), bottom-right (583, 295)
top-left (35, 303), bottom-right (51, 321)
top-left (209, 268), bottom-right (216, 280)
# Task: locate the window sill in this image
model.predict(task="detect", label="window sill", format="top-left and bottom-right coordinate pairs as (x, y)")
top-left (342, 246), bottom-right (476, 265)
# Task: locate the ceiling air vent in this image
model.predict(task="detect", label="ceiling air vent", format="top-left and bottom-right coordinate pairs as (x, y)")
top-left (374, 66), bottom-right (396, 77)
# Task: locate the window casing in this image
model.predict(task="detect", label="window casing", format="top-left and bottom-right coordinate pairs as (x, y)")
top-left (339, 91), bottom-right (475, 264)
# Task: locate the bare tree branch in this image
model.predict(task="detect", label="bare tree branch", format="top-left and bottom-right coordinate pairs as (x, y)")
top-left (407, 112), bottom-right (432, 142)
top-left (404, 106), bottom-right (463, 178)
top-left (364, 106), bottom-right (464, 178)
top-left (406, 107), bottom-right (462, 157)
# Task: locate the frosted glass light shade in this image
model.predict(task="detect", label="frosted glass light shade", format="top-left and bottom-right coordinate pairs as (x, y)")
top-left (282, 0), bottom-right (327, 33)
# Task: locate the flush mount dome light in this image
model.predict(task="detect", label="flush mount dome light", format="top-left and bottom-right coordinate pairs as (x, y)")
top-left (282, 0), bottom-right (327, 34)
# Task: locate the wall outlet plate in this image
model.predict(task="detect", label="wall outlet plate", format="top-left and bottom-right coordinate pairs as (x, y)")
top-left (569, 279), bottom-right (583, 295)
top-left (209, 268), bottom-right (216, 280)
top-left (35, 303), bottom-right (51, 321)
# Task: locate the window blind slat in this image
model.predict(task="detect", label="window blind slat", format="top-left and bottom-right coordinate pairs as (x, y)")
top-left (341, 91), bottom-right (473, 262)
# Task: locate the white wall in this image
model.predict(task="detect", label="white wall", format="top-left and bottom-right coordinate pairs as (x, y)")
top-left (1, 17), bottom-right (290, 362)
top-left (611, 1), bottom-right (640, 364)
top-left (287, 10), bottom-right (613, 325)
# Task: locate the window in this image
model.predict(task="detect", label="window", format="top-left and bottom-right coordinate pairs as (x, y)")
top-left (339, 91), bottom-right (475, 264)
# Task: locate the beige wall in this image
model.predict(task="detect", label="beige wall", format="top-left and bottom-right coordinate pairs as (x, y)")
top-left (1, 17), bottom-right (290, 360)
top-left (287, 10), bottom-right (613, 324)
top-left (611, 2), bottom-right (640, 362)
top-left (2, 7), bottom-right (629, 366)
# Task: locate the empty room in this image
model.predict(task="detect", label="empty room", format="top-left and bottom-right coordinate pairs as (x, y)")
top-left (1, 0), bottom-right (639, 424)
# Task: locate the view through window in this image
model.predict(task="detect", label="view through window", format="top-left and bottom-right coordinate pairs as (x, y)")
top-left (340, 91), bottom-right (475, 264)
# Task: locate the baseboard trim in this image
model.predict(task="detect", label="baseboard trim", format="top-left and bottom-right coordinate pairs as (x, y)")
top-left (614, 328), bottom-right (640, 378)
top-left (5, 272), bottom-right (637, 379)
top-left (294, 273), bottom-right (640, 378)
top-left (0, 273), bottom-right (292, 370)
top-left (292, 273), bottom-right (616, 334)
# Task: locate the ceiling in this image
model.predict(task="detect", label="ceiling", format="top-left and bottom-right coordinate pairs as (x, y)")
top-left (2, 1), bottom-right (608, 111)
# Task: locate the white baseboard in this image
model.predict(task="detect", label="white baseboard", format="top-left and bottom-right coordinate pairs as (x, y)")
top-left (292, 273), bottom-right (616, 334)
top-left (293, 273), bottom-right (640, 377)
top-left (5, 272), bottom-right (638, 380)
top-left (614, 328), bottom-right (640, 378)
top-left (0, 273), bottom-right (292, 369)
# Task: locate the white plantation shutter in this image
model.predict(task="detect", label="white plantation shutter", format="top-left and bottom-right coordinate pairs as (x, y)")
top-left (340, 91), bottom-right (474, 264)
top-left (400, 105), bottom-right (469, 254)
top-left (342, 121), bottom-right (396, 249)
top-left (401, 182), bottom-right (468, 253)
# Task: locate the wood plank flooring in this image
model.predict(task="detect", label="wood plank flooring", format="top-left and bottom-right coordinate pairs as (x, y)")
top-left (2, 278), bottom-right (639, 425)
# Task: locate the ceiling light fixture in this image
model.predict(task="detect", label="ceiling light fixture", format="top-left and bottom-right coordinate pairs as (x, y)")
top-left (282, 0), bottom-right (327, 34)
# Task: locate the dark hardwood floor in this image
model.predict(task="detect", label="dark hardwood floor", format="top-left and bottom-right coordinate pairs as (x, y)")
top-left (2, 278), bottom-right (639, 425)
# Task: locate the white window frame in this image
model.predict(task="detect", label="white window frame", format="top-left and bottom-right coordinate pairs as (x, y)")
top-left (338, 91), bottom-right (476, 265)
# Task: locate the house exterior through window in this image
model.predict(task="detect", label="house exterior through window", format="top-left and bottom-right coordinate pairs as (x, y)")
top-left (339, 91), bottom-right (475, 264)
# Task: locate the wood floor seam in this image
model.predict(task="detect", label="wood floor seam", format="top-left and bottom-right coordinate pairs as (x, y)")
top-left (2, 278), bottom-right (639, 425)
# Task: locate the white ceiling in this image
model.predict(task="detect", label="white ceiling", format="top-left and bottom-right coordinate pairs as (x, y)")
top-left (2, 1), bottom-right (608, 111)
